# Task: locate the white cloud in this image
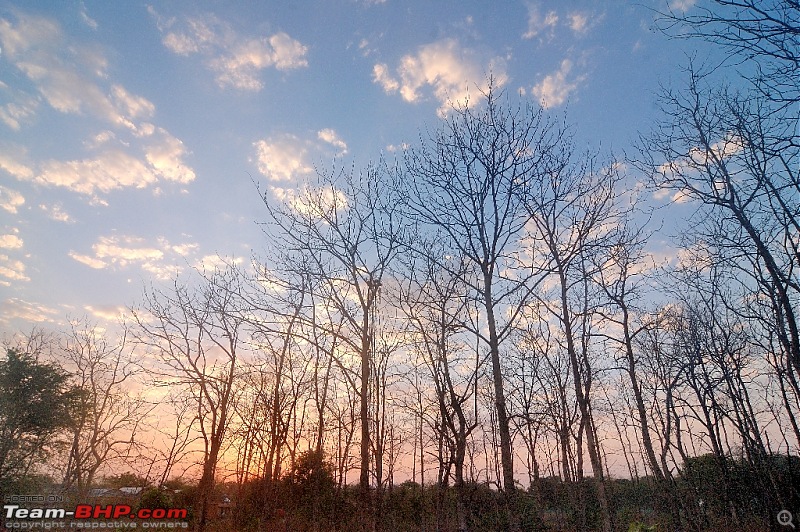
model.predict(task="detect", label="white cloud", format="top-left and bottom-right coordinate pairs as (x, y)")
top-left (531, 59), bottom-right (585, 107)
top-left (93, 235), bottom-right (163, 264)
top-left (144, 128), bottom-right (196, 184)
top-left (0, 233), bottom-right (23, 249)
top-left (523, 3), bottom-right (559, 39)
top-left (68, 251), bottom-right (106, 269)
top-left (0, 254), bottom-right (29, 282)
top-left (194, 254), bottom-right (243, 271)
top-left (85, 305), bottom-right (130, 323)
top-left (385, 143), bottom-right (410, 153)
top-left (568, 12), bottom-right (589, 34)
top-left (153, 11), bottom-right (307, 91)
top-left (0, 152), bottom-right (33, 179)
top-left (271, 185), bottom-right (348, 217)
top-left (69, 234), bottom-right (200, 281)
top-left (0, 11), bottom-right (160, 134)
top-left (373, 39), bottom-right (507, 114)
top-left (39, 203), bottom-right (74, 223)
top-left (317, 129), bottom-right (348, 153)
top-left (0, 86), bottom-right (39, 130)
top-left (79, 3), bottom-right (98, 30)
top-left (669, 0), bottom-right (696, 12)
top-left (0, 185), bottom-right (25, 213)
top-left (34, 150), bottom-right (159, 195)
top-left (373, 63), bottom-right (399, 92)
top-left (24, 127), bottom-right (194, 197)
top-left (0, 298), bottom-right (58, 323)
top-left (111, 85), bottom-right (155, 121)
top-left (269, 32), bottom-right (308, 70)
top-left (254, 135), bottom-right (313, 182)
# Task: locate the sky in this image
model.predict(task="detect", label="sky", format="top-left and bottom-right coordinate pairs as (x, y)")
top-left (0, 0), bottom-right (723, 335)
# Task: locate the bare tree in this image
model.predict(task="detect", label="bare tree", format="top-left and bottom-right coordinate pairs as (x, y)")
top-left (259, 165), bottom-right (405, 525)
top-left (60, 318), bottom-right (143, 497)
top-left (656, 0), bottom-right (799, 105)
top-left (635, 66), bottom-right (800, 445)
top-left (131, 267), bottom-right (244, 532)
top-left (399, 242), bottom-right (482, 532)
top-left (523, 145), bottom-right (627, 532)
top-left (402, 84), bottom-right (563, 529)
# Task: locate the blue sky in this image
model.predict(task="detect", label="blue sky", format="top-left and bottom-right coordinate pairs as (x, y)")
top-left (0, 0), bottom-right (718, 333)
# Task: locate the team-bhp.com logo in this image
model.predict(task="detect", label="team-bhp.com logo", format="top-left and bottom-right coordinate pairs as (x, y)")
top-left (4, 504), bottom-right (188, 529)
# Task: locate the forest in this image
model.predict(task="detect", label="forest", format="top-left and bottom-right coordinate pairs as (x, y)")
top-left (1, 1), bottom-right (798, 531)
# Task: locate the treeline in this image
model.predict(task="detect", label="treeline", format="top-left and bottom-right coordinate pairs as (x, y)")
top-left (1, 2), bottom-right (797, 531)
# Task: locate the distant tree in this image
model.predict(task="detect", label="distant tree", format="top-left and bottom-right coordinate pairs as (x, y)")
top-left (103, 472), bottom-right (150, 489)
top-left (0, 348), bottom-right (76, 492)
top-left (61, 319), bottom-right (144, 497)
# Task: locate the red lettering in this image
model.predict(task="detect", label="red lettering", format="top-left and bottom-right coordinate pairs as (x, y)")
top-left (113, 505), bottom-right (131, 518)
top-left (152, 509), bottom-right (166, 519)
top-left (94, 505), bottom-right (113, 518)
top-left (75, 505), bottom-right (92, 519)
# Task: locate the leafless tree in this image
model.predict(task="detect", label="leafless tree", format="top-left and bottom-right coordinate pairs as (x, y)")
top-left (635, 66), bottom-right (799, 447)
top-left (402, 84), bottom-right (564, 529)
top-left (523, 146), bottom-right (627, 532)
top-left (60, 318), bottom-right (144, 497)
top-left (399, 242), bottom-right (482, 532)
top-left (656, 0), bottom-right (799, 106)
top-left (131, 267), bottom-right (244, 532)
top-left (259, 164), bottom-right (405, 525)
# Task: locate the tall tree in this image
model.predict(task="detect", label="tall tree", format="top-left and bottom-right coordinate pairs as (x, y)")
top-left (402, 84), bottom-right (564, 529)
top-left (132, 267), bottom-right (244, 532)
top-left (260, 165), bottom-right (405, 525)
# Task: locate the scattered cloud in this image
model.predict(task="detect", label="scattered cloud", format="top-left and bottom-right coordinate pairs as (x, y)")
top-left (143, 128), bottom-right (196, 184)
top-left (0, 10), bottom-right (196, 204)
top-left (523, 3), bottom-right (558, 39)
top-left (531, 59), bottom-right (586, 107)
top-left (372, 38), bottom-right (507, 114)
top-left (68, 251), bottom-right (106, 269)
top-left (385, 142), bottom-right (410, 153)
top-left (0, 11), bottom-right (157, 132)
top-left (0, 233), bottom-right (23, 249)
top-left (79, 3), bottom-right (98, 30)
top-left (0, 152), bottom-right (33, 180)
top-left (254, 129), bottom-right (348, 183)
top-left (151, 10), bottom-right (308, 91)
top-left (0, 186), bottom-right (25, 213)
top-left (19, 126), bottom-right (194, 198)
top-left (194, 254), bottom-right (244, 271)
top-left (0, 84), bottom-right (40, 130)
top-left (669, 0), bottom-right (696, 12)
top-left (254, 135), bottom-right (313, 182)
top-left (0, 298), bottom-right (58, 323)
top-left (69, 234), bottom-right (199, 280)
top-left (567, 12), bottom-right (590, 34)
top-left (270, 184), bottom-right (348, 217)
top-left (84, 305), bottom-right (129, 323)
top-left (39, 203), bottom-right (74, 223)
top-left (373, 63), bottom-right (399, 92)
top-left (317, 129), bottom-right (348, 154)
top-left (0, 254), bottom-right (29, 283)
